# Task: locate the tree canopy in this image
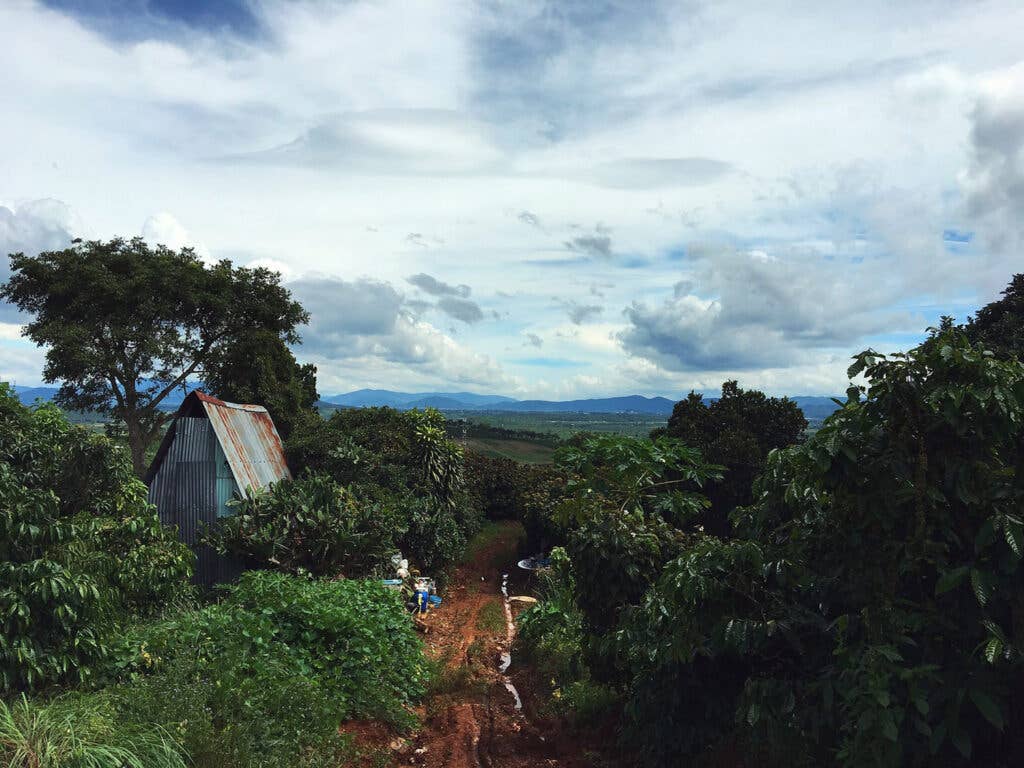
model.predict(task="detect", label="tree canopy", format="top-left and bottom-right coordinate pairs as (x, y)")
top-left (658, 381), bottom-right (807, 534)
top-left (1, 238), bottom-right (308, 474)
top-left (203, 329), bottom-right (319, 440)
top-left (963, 273), bottom-right (1024, 359)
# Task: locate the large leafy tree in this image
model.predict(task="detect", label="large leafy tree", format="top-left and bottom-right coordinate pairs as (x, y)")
top-left (203, 329), bottom-right (319, 440)
top-left (1, 238), bottom-right (308, 475)
top-left (658, 381), bottom-right (807, 535)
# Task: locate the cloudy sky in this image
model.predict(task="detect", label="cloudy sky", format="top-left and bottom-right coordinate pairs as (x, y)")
top-left (1, 0), bottom-right (1022, 398)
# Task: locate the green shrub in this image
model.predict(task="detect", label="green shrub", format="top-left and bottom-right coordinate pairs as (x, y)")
top-left (113, 652), bottom-right (356, 768)
top-left (553, 679), bottom-right (620, 728)
top-left (616, 332), bottom-right (1024, 766)
top-left (512, 464), bottom-right (567, 553)
top-left (111, 571), bottom-right (426, 767)
top-left (0, 385), bottom-right (193, 692)
top-left (0, 693), bottom-right (185, 768)
top-left (205, 472), bottom-right (402, 577)
top-left (656, 381), bottom-right (807, 536)
top-left (567, 507), bottom-right (687, 634)
top-left (280, 406), bottom-right (480, 578)
top-left (285, 407), bottom-right (413, 490)
top-left (465, 452), bottom-right (539, 520)
top-left (404, 494), bottom-right (474, 577)
top-left (516, 548), bottom-right (586, 684)
top-left (517, 549), bottom-right (620, 727)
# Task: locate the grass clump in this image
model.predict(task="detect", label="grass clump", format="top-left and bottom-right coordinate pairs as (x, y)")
top-left (475, 601), bottom-right (506, 635)
top-left (0, 694), bottom-right (184, 768)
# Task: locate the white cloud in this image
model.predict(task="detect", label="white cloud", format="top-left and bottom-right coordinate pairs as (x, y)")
top-left (289, 276), bottom-right (510, 390)
top-left (0, 322), bottom-right (24, 341)
top-left (0, 341), bottom-right (47, 387)
top-left (0, 198), bottom-right (83, 321)
top-left (619, 246), bottom-right (918, 372)
top-left (141, 212), bottom-right (209, 259)
top-left (1, 0), bottom-right (1023, 396)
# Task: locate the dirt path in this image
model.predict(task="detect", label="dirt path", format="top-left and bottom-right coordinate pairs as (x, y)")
top-left (393, 522), bottom-right (586, 768)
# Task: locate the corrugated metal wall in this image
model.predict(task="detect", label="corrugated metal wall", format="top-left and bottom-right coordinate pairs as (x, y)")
top-left (149, 418), bottom-right (215, 545)
top-left (148, 417), bottom-right (246, 587)
top-left (214, 438), bottom-right (238, 518)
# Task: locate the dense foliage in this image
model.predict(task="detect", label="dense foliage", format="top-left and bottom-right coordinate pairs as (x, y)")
top-left (0, 384), bottom-right (192, 692)
top-left (962, 273), bottom-right (1024, 359)
top-left (213, 406), bottom-right (480, 578)
top-left (203, 329), bottom-right (319, 440)
top-left (517, 331), bottom-right (1024, 766)
top-left (1, 238), bottom-right (308, 474)
top-left (657, 380), bottom-right (807, 535)
top-left (464, 453), bottom-right (520, 519)
top-left (110, 571), bottom-right (425, 767)
top-left (205, 472), bottom-right (401, 576)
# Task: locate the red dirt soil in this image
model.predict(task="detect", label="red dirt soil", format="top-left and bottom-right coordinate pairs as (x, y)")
top-left (343, 522), bottom-right (609, 768)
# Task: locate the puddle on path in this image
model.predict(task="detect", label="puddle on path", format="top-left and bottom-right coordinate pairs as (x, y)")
top-left (500, 573), bottom-right (523, 710)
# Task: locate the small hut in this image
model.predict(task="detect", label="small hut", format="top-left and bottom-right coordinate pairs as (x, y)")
top-left (145, 391), bottom-right (291, 585)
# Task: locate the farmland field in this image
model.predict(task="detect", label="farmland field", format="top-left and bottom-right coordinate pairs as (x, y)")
top-left (444, 410), bottom-right (667, 438)
top-left (455, 436), bottom-right (556, 464)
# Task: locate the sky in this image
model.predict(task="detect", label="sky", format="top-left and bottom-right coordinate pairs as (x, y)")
top-left (1, 0), bottom-right (1023, 399)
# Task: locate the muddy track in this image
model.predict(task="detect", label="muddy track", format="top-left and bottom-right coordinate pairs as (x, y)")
top-left (395, 523), bottom-right (577, 768)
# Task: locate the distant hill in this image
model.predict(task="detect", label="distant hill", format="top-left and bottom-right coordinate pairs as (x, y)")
top-left (324, 391), bottom-right (677, 415)
top-left (9, 383), bottom-right (844, 420)
top-left (406, 396), bottom-right (483, 410)
top-left (323, 390), bottom-right (846, 418)
top-left (789, 396), bottom-right (844, 421)
top-left (11, 385), bottom-right (61, 405)
top-left (323, 389), bottom-right (516, 409)
top-left (496, 395), bottom-right (677, 414)
top-left (11, 382), bottom-right (202, 409)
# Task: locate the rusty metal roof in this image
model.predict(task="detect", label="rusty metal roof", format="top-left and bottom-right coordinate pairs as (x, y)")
top-left (145, 390), bottom-right (291, 496)
top-left (189, 391), bottom-right (291, 496)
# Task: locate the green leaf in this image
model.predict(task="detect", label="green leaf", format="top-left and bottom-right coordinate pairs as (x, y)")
top-left (970, 569), bottom-right (992, 606)
top-left (880, 712), bottom-right (898, 741)
top-left (984, 637), bottom-right (1004, 664)
top-left (935, 566), bottom-right (968, 596)
top-left (950, 727), bottom-right (972, 759)
top-left (1005, 522), bottom-right (1023, 558)
top-left (969, 689), bottom-right (1004, 730)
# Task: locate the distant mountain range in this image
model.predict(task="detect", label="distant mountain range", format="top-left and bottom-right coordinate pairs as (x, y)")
top-left (320, 389), bottom-right (844, 418)
top-left (322, 390), bottom-right (678, 414)
top-left (324, 388), bottom-right (516, 409)
top-left (10, 383), bottom-right (200, 409)
top-left (10, 385), bottom-right (61, 405)
top-left (9, 383), bottom-right (844, 420)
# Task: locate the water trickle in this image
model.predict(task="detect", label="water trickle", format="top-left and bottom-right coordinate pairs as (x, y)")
top-left (499, 573), bottom-right (522, 710)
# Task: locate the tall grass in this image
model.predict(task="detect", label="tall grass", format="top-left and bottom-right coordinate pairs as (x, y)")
top-left (0, 694), bottom-right (184, 768)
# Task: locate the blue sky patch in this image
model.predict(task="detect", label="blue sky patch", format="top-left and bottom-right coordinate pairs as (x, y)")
top-left (510, 357), bottom-right (590, 368)
top-left (41, 0), bottom-right (263, 41)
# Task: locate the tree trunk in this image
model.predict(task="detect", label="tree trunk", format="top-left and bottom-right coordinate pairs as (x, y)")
top-left (125, 415), bottom-right (150, 478)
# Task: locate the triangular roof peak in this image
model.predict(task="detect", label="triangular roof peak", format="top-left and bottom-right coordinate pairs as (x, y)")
top-left (146, 390), bottom-right (291, 494)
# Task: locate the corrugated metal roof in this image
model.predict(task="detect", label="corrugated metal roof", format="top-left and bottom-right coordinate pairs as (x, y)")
top-left (190, 391), bottom-right (291, 496)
